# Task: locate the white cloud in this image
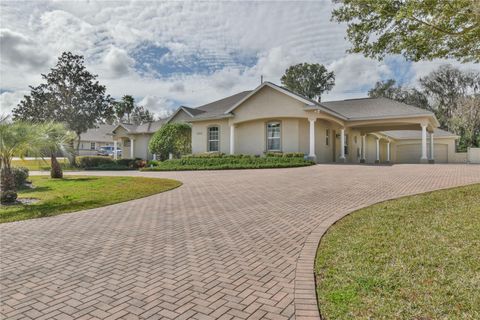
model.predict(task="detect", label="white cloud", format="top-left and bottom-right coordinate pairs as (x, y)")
top-left (408, 59), bottom-right (480, 87)
top-left (325, 55), bottom-right (392, 100)
top-left (0, 90), bottom-right (28, 116)
top-left (169, 82), bottom-right (185, 93)
top-left (103, 46), bottom-right (134, 78)
top-left (137, 95), bottom-right (176, 119)
top-left (0, 29), bottom-right (49, 69)
top-left (1, 0), bottom-right (479, 117)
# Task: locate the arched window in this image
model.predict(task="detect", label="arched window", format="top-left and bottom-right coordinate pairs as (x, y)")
top-left (207, 126), bottom-right (220, 152)
top-left (266, 122), bottom-right (281, 151)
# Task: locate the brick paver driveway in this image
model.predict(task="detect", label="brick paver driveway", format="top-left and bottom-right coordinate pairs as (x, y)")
top-left (1, 164), bottom-right (479, 320)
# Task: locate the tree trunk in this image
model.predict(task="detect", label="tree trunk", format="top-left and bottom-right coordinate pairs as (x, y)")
top-left (0, 166), bottom-right (17, 204)
top-left (50, 154), bottom-right (63, 179)
top-left (70, 133), bottom-right (82, 167)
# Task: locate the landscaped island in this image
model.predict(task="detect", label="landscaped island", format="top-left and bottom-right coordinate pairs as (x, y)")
top-left (142, 152), bottom-right (314, 171)
top-left (315, 184), bottom-right (480, 319)
top-left (0, 176), bottom-right (181, 223)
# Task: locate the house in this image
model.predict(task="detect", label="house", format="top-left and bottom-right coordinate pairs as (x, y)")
top-left (111, 120), bottom-right (165, 159)
top-left (78, 124), bottom-right (117, 155)
top-left (111, 82), bottom-right (467, 164)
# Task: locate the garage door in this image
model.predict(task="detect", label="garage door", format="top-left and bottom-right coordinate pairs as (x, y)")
top-left (433, 144), bottom-right (448, 163)
top-left (396, 144), bottom-right (448, 163)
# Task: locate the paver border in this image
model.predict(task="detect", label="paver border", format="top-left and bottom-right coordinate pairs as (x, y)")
top-left (293, 183), bottom-right (480, 320)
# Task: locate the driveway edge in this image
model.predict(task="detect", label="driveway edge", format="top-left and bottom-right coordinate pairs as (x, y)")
top-left (294, 182), bottom-right (480, 320)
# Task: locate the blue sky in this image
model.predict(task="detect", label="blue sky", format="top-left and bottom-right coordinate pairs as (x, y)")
top-left (1, 1), bottom-right (478, 118)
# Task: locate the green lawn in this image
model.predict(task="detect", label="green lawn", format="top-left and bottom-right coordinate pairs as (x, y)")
top-left (12, 159), bottom-right (74, 171)
top-left (315, 184), bottom-right (480, 320)
top-left (0, 176), bottom-right (181, 223)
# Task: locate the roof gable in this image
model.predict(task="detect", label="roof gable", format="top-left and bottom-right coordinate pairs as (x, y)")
top-left (224, 82), bottom-right (316, 114)
top-left (167, 106), bottom-right (199, 123)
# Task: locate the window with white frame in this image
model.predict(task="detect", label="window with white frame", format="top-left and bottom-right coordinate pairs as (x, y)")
top-left (325, 129), bottom-right (330, 146)
top-left (90, 142), bottom-right (96, 150)
top-left (207, 126), bottom-right (219, 152)
top-left (266, 122), bottom-right (281, 151)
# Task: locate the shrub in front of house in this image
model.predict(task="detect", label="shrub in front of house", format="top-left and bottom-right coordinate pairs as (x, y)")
top-left (76, 156), bottom-right (114, 168)
top-left (142, 153), bottom-right (313, 171)
top-left (147, 160), bottom-right (160, 167)
top-left (86, 163), bottom-right (131, 170)
top-left (79, 157), bottom-right (146, 170)
top-left (148, 123), bottom-right (192, 160)
top-left (12, 167), bottom-right (30, 188)
top-left (115, 158), bottom-right (146, 169)
top-left (265, 152), bottom-right (305, 158)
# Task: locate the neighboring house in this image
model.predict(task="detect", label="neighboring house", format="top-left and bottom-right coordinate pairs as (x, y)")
top-left (78, 124), bottom-right (117, 156)
top-left (111, 82), bottom-right (467, 163)
top-left (111, 120), bottom-right (165, 159)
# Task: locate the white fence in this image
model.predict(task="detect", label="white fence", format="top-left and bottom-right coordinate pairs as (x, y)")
top-left (468, 147), bottom-right (480, 164)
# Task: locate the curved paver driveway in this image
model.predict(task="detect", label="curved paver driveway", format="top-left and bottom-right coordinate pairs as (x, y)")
top-left (1, 164), bottom-right (479, 320)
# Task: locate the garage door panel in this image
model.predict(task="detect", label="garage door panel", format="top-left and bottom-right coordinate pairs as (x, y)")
top-left (396, 143), bottom-right (448, 163)
top-left (433, 144), bottom-right (448, 163)
top-left (396, 144), bottom-right (421, 163)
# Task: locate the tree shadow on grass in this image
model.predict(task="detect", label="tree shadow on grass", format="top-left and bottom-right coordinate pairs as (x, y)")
top-left (19, 186), bottom-right (51, 194)
top-left (0, 199), bottom-right (107, 223)
top-left (56, 177), bottom-right (99, 182)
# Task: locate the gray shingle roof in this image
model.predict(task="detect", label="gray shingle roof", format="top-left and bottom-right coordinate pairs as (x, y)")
top-left (81, 124), bottom-right (115, 142)
top-left (321, 97), bottom-right (433, 120)
top-left (182, 106), bottom-right (205, 116)
top-left (134, 119), bottom-right (166, 133)
top-left (383, 128), bottom-right (458, 140)
top-left (191, 91), bottom-right (251, 120)
top-left (112, 119), bottom-right (166, 134)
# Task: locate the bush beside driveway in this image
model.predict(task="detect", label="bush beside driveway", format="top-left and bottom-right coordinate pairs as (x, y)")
top-left (142, 152), bottom-right (314, 171)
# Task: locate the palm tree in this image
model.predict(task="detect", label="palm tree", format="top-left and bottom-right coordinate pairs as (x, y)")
top-left (0, 119), bottom-right (43, 203)
top-left (40, 122), bottom-right (75, 178)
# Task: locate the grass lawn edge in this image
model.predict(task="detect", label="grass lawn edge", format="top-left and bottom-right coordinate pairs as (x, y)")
top-left (1, 176), bottom-right (183, 224)
top-left (309, 182), bottom-right (480, 320)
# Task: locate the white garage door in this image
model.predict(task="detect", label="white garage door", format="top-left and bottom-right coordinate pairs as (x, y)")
top-left (396, 144), bottom-right (448, 163)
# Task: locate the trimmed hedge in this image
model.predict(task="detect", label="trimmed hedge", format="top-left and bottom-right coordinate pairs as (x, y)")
top-left (142, 154), bottom-right (313, 171)
top-left (77, 156), bottom-right (146, 170)
top-left (85, 164), bottom-right (131, 171)
top-left (76, 156), bottom-right (114, 168)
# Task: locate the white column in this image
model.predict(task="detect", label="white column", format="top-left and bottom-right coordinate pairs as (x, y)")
top-left (309, 119), bottom-right (316, 158)
top-left (421, 124), bottom-right (428, 161)
top-left (429, 132), bottom-right (434, 162)
top-left (375, 138), bottom-right (380, 163)
top-left (130, 138), bottom-right (134, 159)
top-left (113, 140), bottom-right (118, 160)
top-left (360, 134), bottom-right (366, 163)
top-left (387, 141), bottom-right (391, 162)
top-left (153, 154), bottom-right (157, 161)
top-left (230, 125), bottom-right (235, 155)
top-left (340, 128), bottom-right (345, 160)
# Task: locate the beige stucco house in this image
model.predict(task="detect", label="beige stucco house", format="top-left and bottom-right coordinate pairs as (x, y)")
top-left (78, 124), bottom-right (117, 156)
top-left (111, 81), bottom-right (467, 164)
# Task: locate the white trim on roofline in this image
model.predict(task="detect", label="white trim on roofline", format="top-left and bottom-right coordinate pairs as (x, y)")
top-left (166, 106), bottom-right (195, 123)
top-left (187, 114), bottom-right (234, 122)
top-left (224, 82), bottom-right (345, 120)
top-left (111, 123), bottom-right (133, 133)
top-left (348, 113), bottom-right (441, 127)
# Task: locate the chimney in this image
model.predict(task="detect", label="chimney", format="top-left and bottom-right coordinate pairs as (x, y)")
top-left (260, 75), bottom-right (264, 84)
